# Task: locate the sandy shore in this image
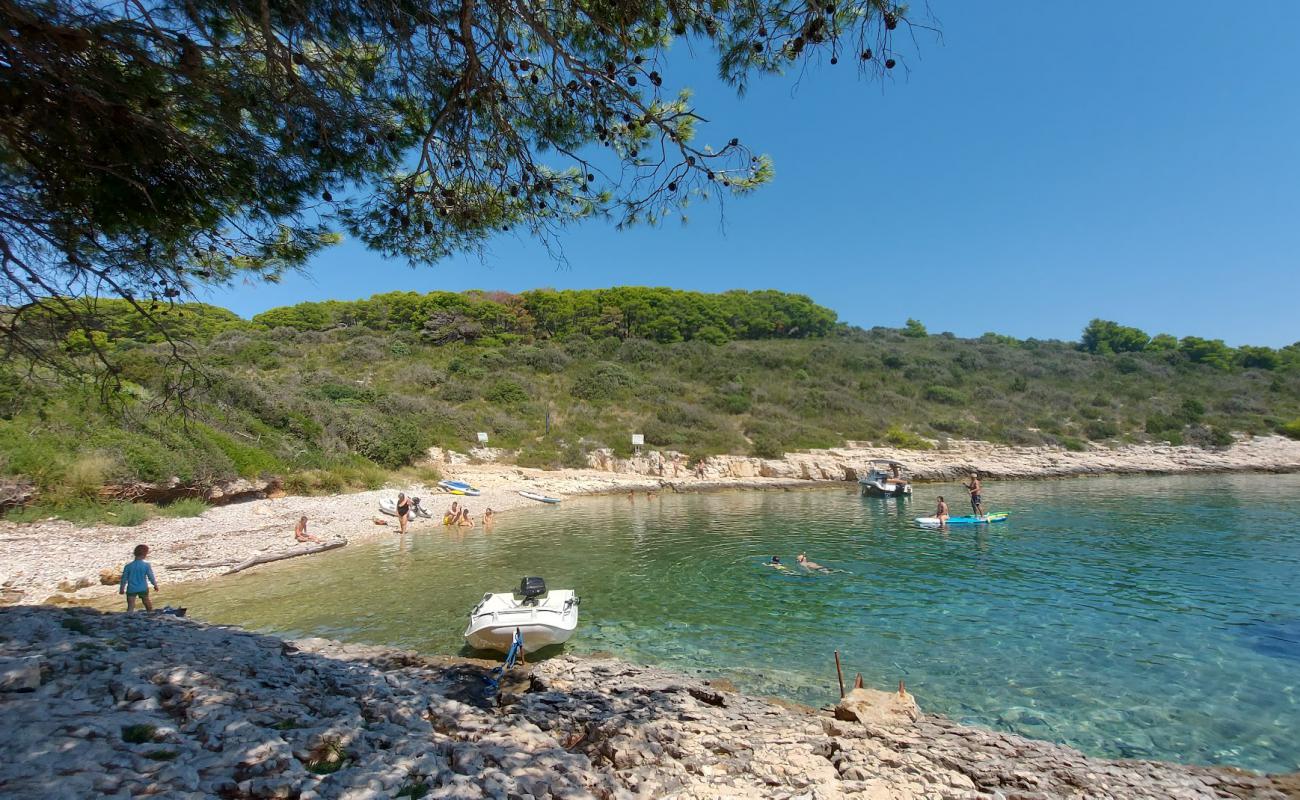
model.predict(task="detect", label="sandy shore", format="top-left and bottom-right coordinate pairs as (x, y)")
top-left (3, 435), bottom-right (1299, 607)
top-left (1, 606), bottom-right (1294, 799)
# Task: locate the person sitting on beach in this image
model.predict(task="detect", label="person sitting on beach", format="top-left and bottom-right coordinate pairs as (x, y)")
top-left (443, 500), bottom-right (461, 526)
top-left (294, 516), bottom-right (324, 544)
top-left (456, 506), bottom-right (475, 527)
top-left (482, 508), bottom-right (495, 527)
top-left (935, 496), bottom-right (950, 528)
top-left (797, 553), bottom-right (830, 573)
top-left (963, 473), bottom-right (985, 517)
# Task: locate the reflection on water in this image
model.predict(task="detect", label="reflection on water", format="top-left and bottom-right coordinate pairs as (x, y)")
top-left (168, 473), bottom-right (1300, 773)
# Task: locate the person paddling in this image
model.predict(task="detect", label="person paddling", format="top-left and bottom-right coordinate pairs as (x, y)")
top-left (963, 473), bottom-right (985, 518)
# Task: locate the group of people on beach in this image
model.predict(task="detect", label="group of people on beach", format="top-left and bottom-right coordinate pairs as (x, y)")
top-left (933, 473), bottom-right (987, 527)
top-left (439, 499), bottom-right (494, 528)
top-left (391, 492), bottom-right (494, 534)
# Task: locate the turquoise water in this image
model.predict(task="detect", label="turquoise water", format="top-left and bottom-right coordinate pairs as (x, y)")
top-left (168, 473), bottom-right (1300, 773)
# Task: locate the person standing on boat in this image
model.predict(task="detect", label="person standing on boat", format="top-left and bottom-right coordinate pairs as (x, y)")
top-left (963, 473), bottom-right (985, 517)
top-left (935, 496), bottom-right (950, 528)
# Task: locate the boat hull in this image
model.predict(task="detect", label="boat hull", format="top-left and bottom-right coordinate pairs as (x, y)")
top-left (859, 479), bottom-right (912, 497)
top-left (464, 590), bottom-right (579, 654)
top-left (465, 622), bottom-right (574, 653)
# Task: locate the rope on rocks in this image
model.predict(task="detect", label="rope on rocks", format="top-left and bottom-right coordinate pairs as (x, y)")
top-left (483, 628), bottom-right (524, 700)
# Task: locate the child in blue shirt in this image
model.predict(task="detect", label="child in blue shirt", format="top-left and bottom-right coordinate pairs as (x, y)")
top-left (119, 544), bottom-right (159, 612)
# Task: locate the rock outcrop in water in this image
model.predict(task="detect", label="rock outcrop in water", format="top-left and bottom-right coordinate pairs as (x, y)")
top-left (1, 606), bottom-right (1293, 800)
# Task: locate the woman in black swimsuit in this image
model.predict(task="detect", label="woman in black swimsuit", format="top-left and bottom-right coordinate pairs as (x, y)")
top-left (396, 493), bottom-right (411, 534)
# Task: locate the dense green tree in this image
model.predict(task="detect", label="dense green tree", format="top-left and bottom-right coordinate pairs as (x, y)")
top-left (1080, 319), bottom-right (1150, 354)
top-left (1178, 336), bottom-right (1234, 370)
top-left (902, 318), bottom-right (928, 338)
top-left (1147, 333), bottom-right (1179, 351)
top-left (2, 0), bottom-right (920, 377)
top-left (1235, 345), bottom-right (1279, 370)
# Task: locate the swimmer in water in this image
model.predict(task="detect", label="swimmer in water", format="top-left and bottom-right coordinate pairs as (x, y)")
top-left (766, 556), bottom-right (787, 570)
top-left (797, 553), bottom-right (830, 573)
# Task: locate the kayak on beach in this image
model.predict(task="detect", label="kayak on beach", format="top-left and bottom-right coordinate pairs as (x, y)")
top-left (518, 490), bottom-right (562, 504)
top-left (438, 479), bottom-right (481, 497)
top-left (915, 512), bottom-right (1009, 528)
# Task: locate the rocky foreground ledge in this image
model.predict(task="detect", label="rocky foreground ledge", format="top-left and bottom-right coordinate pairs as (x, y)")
top-left (1, 608), bottom-right (1294, 800)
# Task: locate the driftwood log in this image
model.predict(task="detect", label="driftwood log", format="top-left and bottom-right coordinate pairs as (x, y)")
top-left (165, 561), bottom-right (240, 571)
top-left (224, 539), bottom-right (347, 575)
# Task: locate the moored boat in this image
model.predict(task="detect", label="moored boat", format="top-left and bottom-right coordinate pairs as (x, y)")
top-left (464, 577), bottom-right (580, 654)
top-left (859, 460), bottom-right (913, 497)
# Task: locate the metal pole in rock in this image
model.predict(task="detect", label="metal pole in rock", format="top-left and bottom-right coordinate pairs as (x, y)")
top-left (834, 650), bottom-right (846, 698)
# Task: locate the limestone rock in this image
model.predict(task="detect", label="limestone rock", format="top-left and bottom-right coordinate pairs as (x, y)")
top-left (99, 568), bottom-right (122, 586)
top-left (833, 687), bottom-right (920, 727)
top-left (0, 655), bottom-right (43, 692)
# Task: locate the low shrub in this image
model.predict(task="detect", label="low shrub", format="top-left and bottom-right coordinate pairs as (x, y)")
top-left (155, 498), bottom-right (208, 518)
top-left (570, 362), bottom-right (634, 401)
top-left (884, 426), bottom-right (934, 450)
top-left (122, 724), bottom-right (159, 744)
top-left (1280, 418), bottom-right (1300, 440)
top-left (924, 385), bottom-right (967, 405)
top-left (485, 379), bottom-right (529, 405)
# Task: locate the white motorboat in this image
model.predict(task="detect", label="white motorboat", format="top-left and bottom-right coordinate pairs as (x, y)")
top-left (858, 460), bottom-right (913, 497)
top-left (464, 577), bottom-right (579, 654)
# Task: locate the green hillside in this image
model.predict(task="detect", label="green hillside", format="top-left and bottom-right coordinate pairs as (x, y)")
top-left (2, 288), bottom-right (1298, 523)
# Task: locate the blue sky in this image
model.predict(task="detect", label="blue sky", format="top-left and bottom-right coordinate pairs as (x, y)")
top-left (203, 2), bottom-right (1300, 346)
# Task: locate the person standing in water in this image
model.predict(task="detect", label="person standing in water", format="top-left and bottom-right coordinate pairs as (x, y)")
top-left (935, 496), bottom-right (950, 528)
top-left (963, 473), bottom-right (985, 517)
top-left (396, 492), bottom-right (411, 534)
top-left (119, 544), bottom-right (158, 612)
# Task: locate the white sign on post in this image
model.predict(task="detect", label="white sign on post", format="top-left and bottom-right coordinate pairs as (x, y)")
top-left (476, 432), bottom-right (489, 444)
top-left (631, 434), bottom-right (645, 446)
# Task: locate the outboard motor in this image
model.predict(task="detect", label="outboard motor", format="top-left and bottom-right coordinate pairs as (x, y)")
top-left (519, 576), bottom-right (547, 604)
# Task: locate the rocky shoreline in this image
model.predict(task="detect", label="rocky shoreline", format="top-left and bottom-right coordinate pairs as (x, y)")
top-left (0, 606), bottom-right (1294, 800)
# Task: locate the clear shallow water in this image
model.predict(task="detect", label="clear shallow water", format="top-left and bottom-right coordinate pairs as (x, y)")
top-left (169, 474), bottom-right (1300, 773)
